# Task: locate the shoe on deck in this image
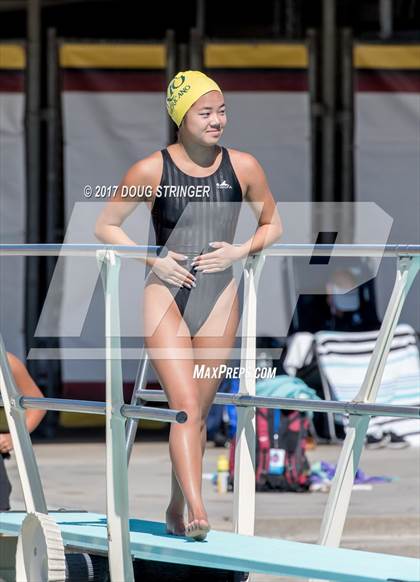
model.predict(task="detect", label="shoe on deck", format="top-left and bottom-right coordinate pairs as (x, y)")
top-left (365, 433), bottom-right (391, 449)
top-left (385, 431), bottom-right (410, 449)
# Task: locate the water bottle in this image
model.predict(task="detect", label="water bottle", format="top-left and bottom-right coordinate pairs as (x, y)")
top-left (217, 454), bottom-right (229, 494)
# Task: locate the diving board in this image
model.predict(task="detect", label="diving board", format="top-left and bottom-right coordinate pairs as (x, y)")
top-left (0, 512), bottom-right (419, 582)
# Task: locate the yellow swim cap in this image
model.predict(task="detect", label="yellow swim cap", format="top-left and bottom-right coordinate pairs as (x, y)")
top-left (166, 70), bottom-right (222, 127)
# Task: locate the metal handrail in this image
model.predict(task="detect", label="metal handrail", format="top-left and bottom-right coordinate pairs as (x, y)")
top-left (10, 396), bottom-right (187, 424)
top-left (1, 242), bottom-right (420, 257)
top-left (135, 389), bottom-right (420, 419)
top-left (4, 390), bottom-right (415, 419)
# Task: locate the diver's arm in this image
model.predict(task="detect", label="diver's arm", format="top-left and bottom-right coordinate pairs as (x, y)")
top-left (94, 152), bottom-right (162, 266)
top-left (0, 353), bottom-right (46, 454)
top-left (234, 152), bottom-right (283, 260)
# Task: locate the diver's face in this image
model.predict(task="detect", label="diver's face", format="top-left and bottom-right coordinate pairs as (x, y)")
top-left (181, 91), bottom-right (226, 145)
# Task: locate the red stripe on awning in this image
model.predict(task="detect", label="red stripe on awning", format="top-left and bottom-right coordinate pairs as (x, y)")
top-left (4, 69), bottom-right (418, 94)
top-left (62, 69), bottom-right (308, 92)
top-left (356, 71), bottom-right (420, 92)
top-left (206, 70), bottom-right (308, 91)
top-left (62, 70), bottom-right (166, 91)
top-left (0, 71), bottom-right (25, 92)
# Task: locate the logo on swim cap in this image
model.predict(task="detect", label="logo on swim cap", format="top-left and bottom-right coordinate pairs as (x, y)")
top-left (166, 70), bottom-right (222, 127)
top-left (168, 74), bottom-right (186, 97)
top-left (166, 74), bottom-right (192, 118)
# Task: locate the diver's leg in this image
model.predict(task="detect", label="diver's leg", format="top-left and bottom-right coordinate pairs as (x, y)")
top-left (184, 279), bottom-right (240, 536)
top-left (160, 276), bottom-right (238, 520)
top-left (144, 278), bottom-right (208, 536)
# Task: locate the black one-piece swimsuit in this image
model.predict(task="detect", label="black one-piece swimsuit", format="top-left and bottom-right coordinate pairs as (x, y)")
top-left (146, 146), bottom-right (243, 337)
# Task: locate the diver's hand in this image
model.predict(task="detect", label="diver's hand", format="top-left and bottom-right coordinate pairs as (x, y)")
top-left (0, 433), bottom-right (13, 454)
top-left (151, 251), bottom-right (196, 288)
top-left (191, 242), bottom-right (241, 273)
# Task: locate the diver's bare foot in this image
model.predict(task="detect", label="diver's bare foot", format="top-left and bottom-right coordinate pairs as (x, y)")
top-left (165, 507), bottom-right (186, 536)
top-left (185, 517), bottom-right (210, 541)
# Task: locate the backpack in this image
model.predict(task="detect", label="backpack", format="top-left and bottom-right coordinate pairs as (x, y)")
top-left (228, 409), bottom-right (311, 492)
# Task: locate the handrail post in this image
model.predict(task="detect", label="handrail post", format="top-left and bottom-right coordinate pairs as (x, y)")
top-left (233, 253), bottom-right (265, 536)
top-left (125, 350), bottom-right (149, 463)
top-left (318, 255), bottom-right (420, 547)
top-left (97, 250), bottom-right (134, 582)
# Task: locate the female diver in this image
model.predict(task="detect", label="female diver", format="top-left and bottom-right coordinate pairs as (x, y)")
top-left (95, 70), bottom-right (283, 541)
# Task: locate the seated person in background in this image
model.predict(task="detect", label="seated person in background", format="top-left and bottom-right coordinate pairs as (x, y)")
top-left (325, 269), bottom-right (365, 332)
top-left (0, 352), bottom-right (46, 510)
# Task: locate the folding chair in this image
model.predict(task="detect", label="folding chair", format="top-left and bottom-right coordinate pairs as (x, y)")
top-left (314, 323), bottom-right (420, 443)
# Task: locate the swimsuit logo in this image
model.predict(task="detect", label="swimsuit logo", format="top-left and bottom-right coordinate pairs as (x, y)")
top-left (216, 180), bottom-right (232, 190)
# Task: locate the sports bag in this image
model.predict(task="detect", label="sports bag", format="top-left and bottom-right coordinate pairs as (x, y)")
top-left (228, 409), bottom-right (311, 492)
